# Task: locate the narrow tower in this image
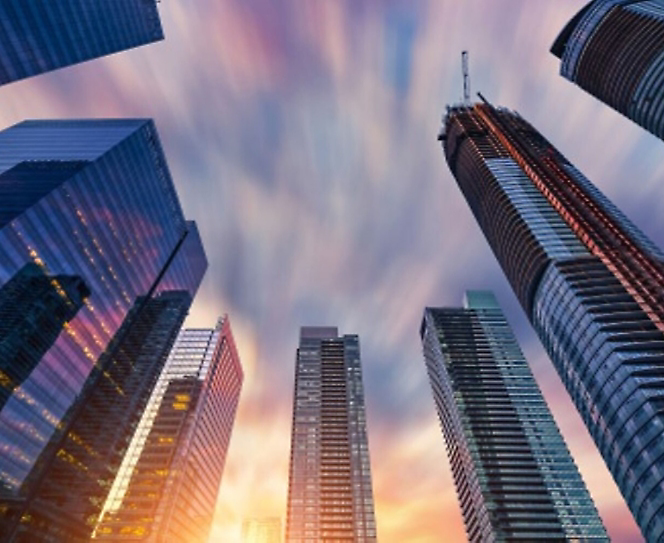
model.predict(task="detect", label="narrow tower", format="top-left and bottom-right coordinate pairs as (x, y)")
top-left (421, 291), bottom-right (608, 541)
top-left (441, 97), bottom-right (664, 540)
top-left (285, 328), bottom-right (376, 543)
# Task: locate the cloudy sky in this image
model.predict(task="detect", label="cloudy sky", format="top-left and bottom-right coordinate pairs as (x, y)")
top-left (3, 0), bottom-right (663, 541)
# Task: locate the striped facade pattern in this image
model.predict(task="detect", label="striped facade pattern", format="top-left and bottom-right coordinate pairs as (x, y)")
top-left (286, 328), bottom-right (376, 543)
top-left (421, 292), bottom-right (608, 541)
top-left (0, 0), bottom-right (163, 85)
top-left (441, 102), bottom-right (664, 541)
top-left (552, 0), bottom-right (664, 141)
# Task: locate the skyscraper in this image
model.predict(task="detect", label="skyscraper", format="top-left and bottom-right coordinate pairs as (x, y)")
top-left (421, 291), bottom-right (608, 541)
top-left (94, 317), bottom-right (243, 542)
top-left (286, 328), bottom-right (376, 543)
top-left (440, 98), bottom-right (664, 541)
top-left (0, 1), bottom-right (163, 85)
top-left (0, 119), bottom-right (206, 541)
top-left (552, 0), bottom-right (664, 141)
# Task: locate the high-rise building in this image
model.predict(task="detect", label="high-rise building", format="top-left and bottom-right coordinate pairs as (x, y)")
top-left (0, 0), bottom-right (163, 85)
top-left (440, 98), bottom-right (664, 541)
top-left (16, 290), bottom-right (194, 542)
top-left (552, 0), bottom-right (664, 141)
top-left (242, 517), bottom-right (282, 543)
top-left (93, 317), bottom-right (243, 542)
top-left (0, 120), bottom-right (206, 542)
top-left (285, 327), bottom-right (376, 543)
top-left (421, 291), bottom-right (608, 541)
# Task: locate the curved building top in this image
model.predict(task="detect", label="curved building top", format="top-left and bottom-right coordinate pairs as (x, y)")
top-left (552, 0), bottom-right (664, 141)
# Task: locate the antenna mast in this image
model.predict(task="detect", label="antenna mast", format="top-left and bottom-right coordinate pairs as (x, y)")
top-left (462, 51), bottom-right (470, 105)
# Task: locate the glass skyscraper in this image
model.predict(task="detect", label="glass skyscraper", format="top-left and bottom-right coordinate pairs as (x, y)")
top-left (552, 0), bottom-right (664, 141)
top-left (94, 318), bottom-right (243, 542)
top-left (0, 119), bottom-right (206, 542)
top-left (441, 98), bottom-right (664, 541)
top-left (286, 327), bottom-right (376, 543)
top-left (0, 0), bottom-right (163, 85)
top-left (421, 291), bottom-right (608, 541)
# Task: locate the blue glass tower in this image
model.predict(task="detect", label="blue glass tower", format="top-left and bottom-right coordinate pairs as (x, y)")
top-left (421, 291), bottom-right (607, 541)
top-left (0, 1), bottom-right (163, 85)
top-left (441, 99), bottom-right (664, 541)
top-left (0, 119), bottom-right (206, 541)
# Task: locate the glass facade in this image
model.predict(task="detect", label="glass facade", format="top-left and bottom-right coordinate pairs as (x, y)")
top-left (0, 0), bottom-right (163, 85)
top-left (421, 292), bottom-right (608, 541)
top-left (94, 317), bottom-right (243, 542)
top-left (0, 119), bottom-right (206, 541)
top-left (286, 327), bottom-right (376, 543)
top-left (552, 0), bottom-right (664, 141)
top-left (441, 100), bottom-right (664, 540)
top-left (0, 262), bottom-right (90, 413)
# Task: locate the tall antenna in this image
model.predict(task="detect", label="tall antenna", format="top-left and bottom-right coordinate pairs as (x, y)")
top-left (462, 51), bottom-right (470, 105)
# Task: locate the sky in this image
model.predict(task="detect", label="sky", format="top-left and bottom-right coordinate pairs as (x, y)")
top-left (2, 1), bottom-right (664, 541)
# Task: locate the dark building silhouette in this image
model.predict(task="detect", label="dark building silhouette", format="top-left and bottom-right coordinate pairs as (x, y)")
top-left (0, 263), bottom-right (89, 412)
top-left (0, 120), bottom-right (206, 542)
top-left (552, 0), bottom-right (664, 141)
top-left (0, 0), bottom-right (163, 85)
top-left (440, 98), bottom-right (664, 541)
top-left (286, 328), bottom-right (376, 543)
top-left (421, 291), bottom-right (608, 541)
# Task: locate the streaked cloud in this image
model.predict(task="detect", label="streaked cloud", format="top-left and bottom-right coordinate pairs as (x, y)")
top-left (0, 1), bottom-right (655, 541)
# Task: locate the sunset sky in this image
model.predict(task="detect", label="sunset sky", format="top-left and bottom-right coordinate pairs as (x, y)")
top-left (2, 1), bottom-right (662, 541)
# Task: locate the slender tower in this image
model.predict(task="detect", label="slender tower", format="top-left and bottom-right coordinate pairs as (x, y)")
top-left (285, 328), bottom-right (376, 543)
top-left (0, 0), bottom-right (163, 85)
top-left (0, 120), bottom-right (206, 542)
top-left (440, 97), bottom-right (664, 541)
top-left (552, 0), bottom-right (664, 141)
top-left (421, 291), bottom-right (608, 541)
top-left (94, 317), bottom-right (243, 542)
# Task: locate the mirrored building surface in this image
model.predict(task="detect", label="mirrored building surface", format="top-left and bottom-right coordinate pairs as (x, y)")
top-left (0, 0), bottom-right (163, 85)
top-left (0, 119), bottom-right (206, 542)
top-left (441, 99), bottom-right (664, 541)
top-left (94, 317), bottom-right (243, 542)
top-left (286, 327), bottom-right (376, 543)
top-left (0, 263), bottom-right (90, 412)
top-left (421, 291), bottom-right (608, 541)
top-left (552, 0), bottom-right (664, 141)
